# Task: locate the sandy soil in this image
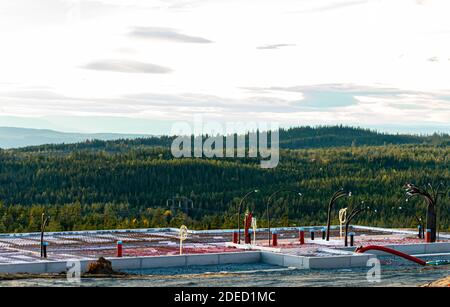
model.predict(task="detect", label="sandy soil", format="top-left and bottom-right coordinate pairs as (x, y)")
top-left (423, 276), bottom-right (450, 287)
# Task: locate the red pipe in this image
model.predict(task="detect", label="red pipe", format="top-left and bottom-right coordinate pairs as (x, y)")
top-left (232, 232), bottom-right (238, 244)
top-left (244, 213), bottom-right (252, 244)
top-left (425, 229), bottom-right (432, 243)
top-left (299, 230), bottom-right (305, 245)
top-left (272, 233), bottom-right (278, 247)
top-left (117, 241), bottom-right (123, 257)
top-left (355, 245), bottom-right (426, 266)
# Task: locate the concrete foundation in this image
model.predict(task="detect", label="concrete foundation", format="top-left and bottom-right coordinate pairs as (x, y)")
top-left (0, 226), bottom-right (449, 274)
top-left (0, 241), bottom-right (448, 274)
top-left (0, 251), bottom-right (261, 274)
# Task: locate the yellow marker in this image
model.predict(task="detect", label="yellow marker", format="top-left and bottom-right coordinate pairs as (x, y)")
top-left (179, 225), bottom-right (188, 255)
top-left (339, 208), bottom-right (348, 239)
top-left (251, 218), bottom-right (257, 245)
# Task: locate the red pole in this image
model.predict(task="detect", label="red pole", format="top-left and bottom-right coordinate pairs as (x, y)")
top-left (117, 241), bottom-right (123, 257)
top-left (299, 228), bottom-right (305, 245)
top-left (244, 212), bottom-right (252, 244)
top-left (425, 229), bottom-right (432, 243)
top-left (232, 232), bottom-right (238, 244)
top-left (272, 233), bottom-right (278, 247)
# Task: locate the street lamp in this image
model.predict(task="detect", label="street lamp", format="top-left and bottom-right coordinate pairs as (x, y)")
top-left (266, 189), bottom-right (302, 246)
top-left (344, 202), bottom-right (367, 247)
top-left (404, 182), bottom-right (447, 243)
top-left (40, 212), bottom-right (50, 258)
top-left (237, 189), bottom-right (259, 244)
top-left (326, 188), bottom-right (351, 241)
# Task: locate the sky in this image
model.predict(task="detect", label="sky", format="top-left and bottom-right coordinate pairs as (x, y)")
top-left (0, 0), bottom-right (449, 135)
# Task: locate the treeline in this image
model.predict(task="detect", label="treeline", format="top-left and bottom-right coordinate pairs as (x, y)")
top-left (12, 126), bottom-right (450, 154)
top-left (0, 139), bottom-right (448, 233)
top-left (279, 126), bottom-right (449, 148)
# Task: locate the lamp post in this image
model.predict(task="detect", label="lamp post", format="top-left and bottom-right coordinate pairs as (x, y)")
top-left (237, 189), bottom-right (259, 244)
top-left (266, 189), bottom-right (302, 246)
top-left (326, 189), bottom-right (351, 241)
top-left (40, 212), bottom-right (50, 258)
top-left (344, 203), bottom-right (367, 247)
top-left (404, 183), bottom-right (446, 243)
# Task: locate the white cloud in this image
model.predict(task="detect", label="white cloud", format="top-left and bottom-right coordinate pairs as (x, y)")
top-left (128, 27), bottom-right (213, 43)
top-left (256, 44), bottom-right (296, 50)
top-left (82, 59), bottom-right (173, 73)
top-left (0, 0), bottom-right (449, 133)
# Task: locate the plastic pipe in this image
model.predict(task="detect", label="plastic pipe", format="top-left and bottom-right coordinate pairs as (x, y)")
top-left (232, 232), bottom-right (238, 244)
top-left (426, 229), bottom-right (432, 243)
top-left (349, 232), bottom-right (355, 247)
top-left (356, 245), bottom-right (426, 266)
top-left (117, 241), bottom-right (123, 257)
top-left (299, 228), bottom-right (305, 245)
top-left (272, 232), bottom-right (278, 247)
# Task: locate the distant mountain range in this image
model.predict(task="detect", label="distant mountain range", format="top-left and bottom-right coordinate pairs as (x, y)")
top-left (1, 125), bottom-right (449, 150)
top-left (0, 127), bottom-right (150, 149)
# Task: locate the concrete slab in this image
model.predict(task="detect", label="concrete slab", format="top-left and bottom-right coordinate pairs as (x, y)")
top-left (350, 254), bottom-right (375, 267)
top-left (218, 252), bottom-right (260, 264)
top-left (260, 252), bottom-right (284, 266)
top-left (282, 255), bottom-right (307, 269)
top-left (141, 255), bottom-right (187, 269)
top-left (111, 257), bottom-right (142, 270)
top-left (424, 242), bottom-right (450, 254)
top-left (308, 255), bottom-right (351, 269)
top-left (186, 254), bottom-right (219, 266)
top-left (0, 262), bottom-right (47, 274)
top-left (46, 261), bottom-right (69, 273)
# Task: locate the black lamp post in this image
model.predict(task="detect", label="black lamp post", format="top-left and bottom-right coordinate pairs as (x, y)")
top-left (266, 189), bottom-right (302, 246)
top-left (326, 189), bottom-right (351, 241)
top-left (344, 203), bottom-right (367, 247)
top-left (404, 183), bottom-right (446, 243)
top-left (40, 212), bottom-right (50, 258)
top-left (237, 189), bottom-right (259, 244)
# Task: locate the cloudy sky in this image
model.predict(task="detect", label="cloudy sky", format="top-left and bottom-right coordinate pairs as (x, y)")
top-left (0, 0), bottom-right (449, 134)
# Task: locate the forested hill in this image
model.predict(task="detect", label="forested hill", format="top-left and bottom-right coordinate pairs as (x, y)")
top-left (0, 130), bottom-right (448, 233)
top-left (6, 126), bottom-right (450, 153)
top-left (279, 126), bottom-right (449, 148)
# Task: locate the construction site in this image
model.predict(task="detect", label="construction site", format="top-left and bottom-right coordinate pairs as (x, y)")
top-left (0, 224), bottom-right (449, 275)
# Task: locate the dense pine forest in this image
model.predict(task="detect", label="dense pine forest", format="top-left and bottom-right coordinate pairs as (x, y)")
top-left (0, 126), bottom-right (448, 233)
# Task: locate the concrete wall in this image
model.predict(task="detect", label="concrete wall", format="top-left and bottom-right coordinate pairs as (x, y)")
top-left (423, 242), bottom-right (450, 254)
top-left (260, 252), bottom-right (309, 269)
top-left (307, 254), bottom-right (375, 269)
top-left (0, 259), bottom-right (91, 274)
top-left (259, 251), bottom-right (376, 270)
top-left (0, 252), bottom-right (261, 274)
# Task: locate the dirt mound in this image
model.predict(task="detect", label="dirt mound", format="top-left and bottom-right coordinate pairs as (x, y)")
top-left (86, 257), bottom-right (119, 275)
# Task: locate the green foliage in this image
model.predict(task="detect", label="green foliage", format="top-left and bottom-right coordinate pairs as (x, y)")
top-left (0, 126), bottom-right (448, 233)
